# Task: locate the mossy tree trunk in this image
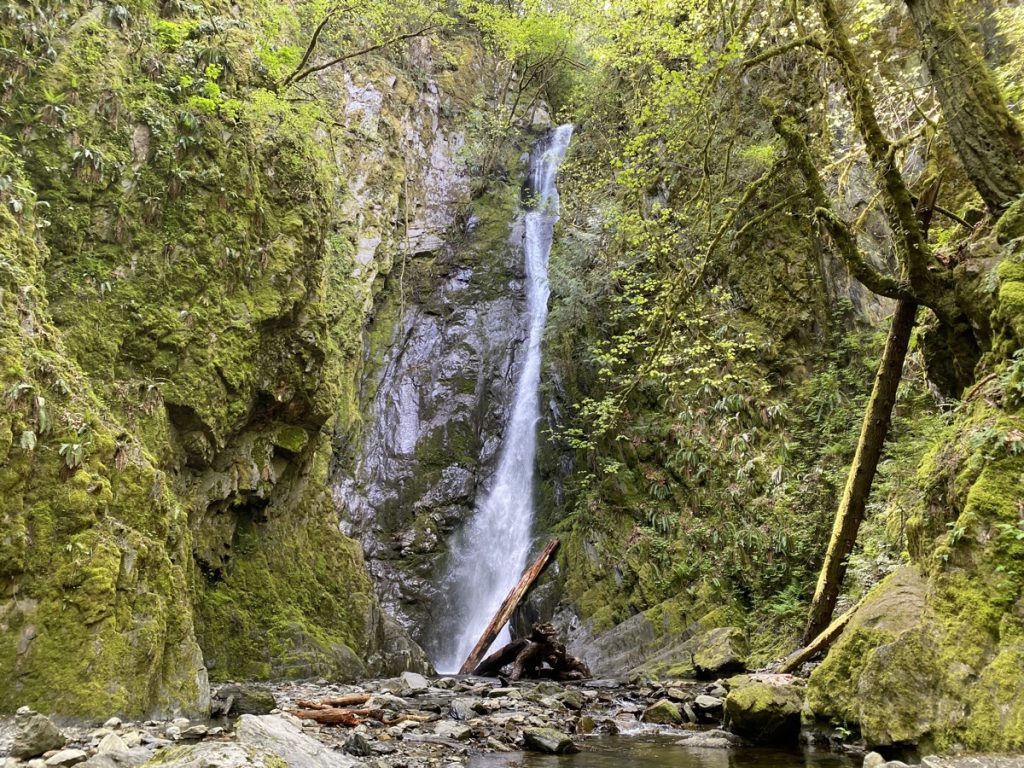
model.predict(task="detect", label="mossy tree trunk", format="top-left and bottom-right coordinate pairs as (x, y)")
top-left (803, 298), bottom-right (918, 642)
top-left (905, 0), bottom-right (1024, 215)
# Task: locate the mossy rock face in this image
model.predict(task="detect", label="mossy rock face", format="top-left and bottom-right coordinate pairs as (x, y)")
top-left (809, 395), bottom-right (1024, 751)
top-left (724, 675), bottom-right (803, 744)
top-left (693, 626), bottom-right (748, 678)
top-left (1, 0), bottom-right (491, 712)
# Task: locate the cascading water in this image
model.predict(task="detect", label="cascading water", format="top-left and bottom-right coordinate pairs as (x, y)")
top-left (434, 124), bottom-right (574, 673)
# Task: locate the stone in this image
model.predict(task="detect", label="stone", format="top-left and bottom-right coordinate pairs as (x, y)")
top-left (344, 732), bottom-right (373, 757)
top-left (433, 722), bottom-right (472, 741)
top-left (487, 688), bottom-right (517, 698)
top-left (724, 676), bottom-right (803, 744)
top-left (12, 710), bottom-right (67, 758)
top-left (180, 726), bottom-right (207, 739)
top-left (641, 699), bottom-right (682, 725)
top-left (694, 694), bottom-right (724, 710)
top-left (522, 727), bottom-right (579, 755)
top-left (212, 684), bottom-right (277, 715)
top-left (78, 748), bottom-right (151, 768)
top-left (400, 671), bottom-right (430, 693)
top-left (682, 702), bottom-right (698, 723)
top-left (449, 698), bottom-right (478, 720)
top-left (97, 733), bottom-right (130, 754)
top-left (558, 690), bottom-right (584, 710)
top-left (104, 718), bottom-right (123, 730)
top-left (44, 751), bottom-right (88, 767)
top-left (864, 753), bottom-right (886, 768)
top-left (676, 728), bottom-right (744, 749)
top-left (235, 714), bottom-right (362, 768)
top-left (693, 627), bottom-right (748, 678)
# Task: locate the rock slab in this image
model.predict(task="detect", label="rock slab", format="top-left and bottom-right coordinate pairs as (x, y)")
top-left (522, 727), bottom-right (579, 755)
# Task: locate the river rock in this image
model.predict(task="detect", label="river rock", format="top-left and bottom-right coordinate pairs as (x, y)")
top-left (104, 718), bottom-right (123, 731)
top-left (724, 675), bottom-right (803, 744)
top-left (522, 727), bottom-right (578, 754)
top-left (236, 714), bottom-right (362, 768)
top-left (78, 749), bottom-right (151, 768)
top-left (434, 721), bottom-right (472, 741)
top-left (344, 732), bottom-right (373, 756)
top-left (864, 753), bottom-right (886, 768)
top-left (44, 750), bottom-right (88, 767)
top-left (97, 733), bottom-right (130, 753)
top-left (693, 627), bottom-right (748, 678)
top-left (641, 698), bottom-right (682, 724)
top-left (12, 708), bottom-right (67, 758)
top-left (401, 671), bottom-right (430, 693)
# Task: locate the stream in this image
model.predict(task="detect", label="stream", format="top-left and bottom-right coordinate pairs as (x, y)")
top-left (469, 735), bottom-right (859, 768)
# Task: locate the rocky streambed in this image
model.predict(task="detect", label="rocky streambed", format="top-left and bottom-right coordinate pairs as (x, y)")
top-left (2, 674), bottom-right (1020, 768)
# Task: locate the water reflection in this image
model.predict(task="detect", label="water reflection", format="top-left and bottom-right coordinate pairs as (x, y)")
top-left (470, 735), bottom-right (859, 768)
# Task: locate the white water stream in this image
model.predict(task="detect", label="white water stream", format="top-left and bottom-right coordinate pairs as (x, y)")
top-left (435, 125), bottom-right (573, 673)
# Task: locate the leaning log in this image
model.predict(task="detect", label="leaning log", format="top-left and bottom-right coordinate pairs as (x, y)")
top-left (459, 539), bottom-right (561, 675)
top-left (777, 593), bottom-right (868, 673)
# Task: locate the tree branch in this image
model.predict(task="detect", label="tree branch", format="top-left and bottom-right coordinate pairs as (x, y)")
top-left (285, 21), bottom-right (439, 86)
top-left (769, 107), bottom-right (914, 301)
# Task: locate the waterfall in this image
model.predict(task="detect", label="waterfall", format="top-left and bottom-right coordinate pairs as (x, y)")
top-left (434, 124), bottom-right (573, 673)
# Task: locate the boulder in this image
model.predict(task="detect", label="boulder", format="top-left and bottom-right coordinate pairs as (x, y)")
top-left (522, 727), bottom-right (579, 754)
top-left (400, 671), bottom-right (430, 693)
top-left (212, 684), bottom-right (277, 715)
top-left (693, 627), bottom-right (748, 678)
top-left (641, 698), bottom-right (682, 725)
top-left (724, 675), bottom-right (803, 744)
top-left (235, 714), bottom-right (362, 768)
top-left (343, 732), bottom-right (373, 757)
top-left (11, 708), bottom-right (67, 758)
top-left (78, 749), bottom-right (151, 768)
top-left (97, 733), bottom-right (130, 754)
top-left (138, 743), bottom-right (279, 768)
top-left (45, 751), bottom-right (88, 767)
top-left (434, 721), bottom-right (473, 741)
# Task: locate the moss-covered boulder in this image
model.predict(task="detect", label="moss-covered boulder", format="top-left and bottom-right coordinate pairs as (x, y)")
top-left (693, 626), bottom-right (748, 678)
top-left (642, 699), bottom-right (683, 725)
top-left (724, 674), bottom-right (803, 744)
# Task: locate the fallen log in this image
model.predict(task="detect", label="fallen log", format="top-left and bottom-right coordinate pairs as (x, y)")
top-left (459, 539), bottom-right (561, 675)
top-left (290, 705), bottom-right (436, 727)
top-left (777, 593), bottom-right (868, 673)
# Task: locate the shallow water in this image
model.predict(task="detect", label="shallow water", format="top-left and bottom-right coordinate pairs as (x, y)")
top-left (469, 735), bottom-right (860, 768)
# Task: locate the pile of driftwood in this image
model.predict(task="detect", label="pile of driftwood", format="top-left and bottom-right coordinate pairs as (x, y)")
top-left (290, 694), bottom-right (435, 726)
top-left (472, 622), bottom-right (590, 681)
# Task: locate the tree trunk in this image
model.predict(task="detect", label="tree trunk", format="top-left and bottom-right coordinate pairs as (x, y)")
top-left (905, 0), bottom-right (1024, 214)
top-left (459, 539), bottom-right (561, 675)
top-left (803, 297), bottom-right (918, 643)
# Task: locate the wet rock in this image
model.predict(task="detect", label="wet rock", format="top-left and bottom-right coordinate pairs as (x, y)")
top-left (434, 722), bottom-right (472, 741)
top-left (212, 684), bottom-right (277, 715)
top-left (235, 714), bottom-right (361, 767)
top-left (12, 709), bottom-right (67, 758)
top-left (641, 699), bottom-right (682, 725)
top-left (557, 690), bottom-right (584, 710)
top-left (693, 627), bottom-right (748, 678)
top-left (681, 702), bottom-right (698, 723)
top-left (44, 750), bottom-right (88, 767)
top-left (449, 698), bottom-right (477, 721)
top-left (724, 675), bottom-right (803, 744)
top-left (522, 727), bottom-right (578, 755)
top-left (344, 732), bottom-right (373, 756)
top-left (864, 753), bottom-right (886, 768)
top-left (676, 728), bottom-right (745, 749)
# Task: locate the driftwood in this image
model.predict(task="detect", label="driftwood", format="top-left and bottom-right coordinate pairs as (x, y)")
top-left (459, 539), bottom-right (561, 675)
top-left (290, 704), bottom-right (436, 727)
top-left (474, 622), bottom-right (590, 681)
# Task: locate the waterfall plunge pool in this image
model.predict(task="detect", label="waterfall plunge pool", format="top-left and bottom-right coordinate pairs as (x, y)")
top-left (469, 735), bottom-right (859, 768)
